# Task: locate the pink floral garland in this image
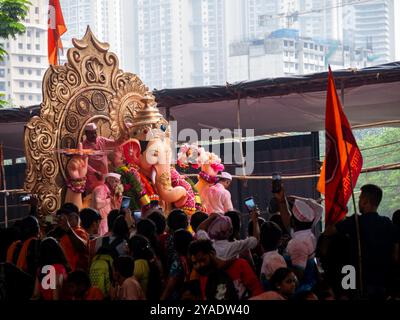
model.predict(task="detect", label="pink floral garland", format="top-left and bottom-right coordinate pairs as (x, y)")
top-left (199, 171), bottom-right (218, 184)
top-left (170, 167), bottom-right (196, 214)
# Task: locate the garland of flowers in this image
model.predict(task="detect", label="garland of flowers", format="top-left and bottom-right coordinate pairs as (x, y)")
top-left (116, 165), bottom-right (143, 210)
top-left (199, 171), bottom-right (218, 184)
top-left (184, 175), bottom-right (206, 212)
top-left (115, 165), bottom-right (159, 212)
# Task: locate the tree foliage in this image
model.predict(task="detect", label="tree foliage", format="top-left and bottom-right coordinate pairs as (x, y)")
top-left (0, 0), bottom-right (31, 41)
top-left (355, 128), bottom-right (400, 218)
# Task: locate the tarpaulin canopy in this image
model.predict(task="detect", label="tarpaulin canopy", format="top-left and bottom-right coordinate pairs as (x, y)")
top-left (155, 61), bottom-right (400, 136)
top-left (1, 62), bottom-right (400, 160)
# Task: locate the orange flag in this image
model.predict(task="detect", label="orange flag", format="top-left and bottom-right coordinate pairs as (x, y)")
top-left (48, 0), bottom-right (67, 65)
top-left (317, 67), bottom-right (363, 226)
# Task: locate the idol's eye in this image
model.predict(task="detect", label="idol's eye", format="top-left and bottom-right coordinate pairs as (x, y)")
top-left (161, 124), bottom-right (167, 132)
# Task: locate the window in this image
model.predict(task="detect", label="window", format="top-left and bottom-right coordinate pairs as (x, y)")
top-left (19, 68), bottom-right (24, 75)
top-left (35, 44), bottom-right (40, 50)
top-left (0, 69), bottom-right (4, 77)
top-left (29, 95), bottom-right (33, 101)
top-left (20, 94), bottom-right (25, 101)
top-left (36, 82), bottom-right (40, 88)
top-left (18, 56), bottom-right (23, 62)
top-left (36, 69), bottom-right (40, 76)
top-left (28, 69), bottom-right (32, 75)
top-left (36, 57), bottom-right (40, 63)
top-left (310, 44), bottom-right (314, 49)
top-left (0, 82), bottom-right (5, 91)
top-left (36, 32), bottom-right (40, 38)
top-left (320, 45), bottom-right (323, 51)
top-left (304, 43), bottom-right (308, 48)
top-left (27, 56), bottom-right (32, 62)
top-left (20, 81), bottom-right (24, 88)
top-left (285, 51), bottom-right (289, 57)
top-left (35, 7), bottom-right (39, 14)
top-left (28, 82), bottom-right (32, 88)
top-left (18, 43), bottom-right (23, 49)
top-left (27, 44), bottom-right (31, 50)
top-left (27, 31), bottom-right (31, 37)
top-left (284, 40), bottom-right (288, 47)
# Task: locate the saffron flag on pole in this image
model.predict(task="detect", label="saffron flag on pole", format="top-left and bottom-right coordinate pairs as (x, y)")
top-left (48, 0), bottom-right (67, 65)
top-left (317, 67), bottom-right (363, 226)
top-left (0, 143), bottom-right (3, 189)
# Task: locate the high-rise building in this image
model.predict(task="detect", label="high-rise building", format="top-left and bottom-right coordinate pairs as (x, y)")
top-left (133, 0), bottom-right (226, 90)
top-left (352, 0), bottom-right (395, 64)
top-left (0, 0), bottom-right (48, 107)
top-left (60, 0), bottom-right (125, 69)
top-left (227, 29), bottom-right (371, 82)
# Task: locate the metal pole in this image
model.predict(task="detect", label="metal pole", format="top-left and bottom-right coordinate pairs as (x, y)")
top-left (0, 143), bottom-right (7, 228)
top-left (236, 92), bottom-right (247, 182)
top-left (341, 81), bottom-right (363, 298)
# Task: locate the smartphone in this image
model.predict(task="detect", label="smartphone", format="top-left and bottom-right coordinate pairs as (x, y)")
top-left (19, 195), bottom-right (31, 203)
top-left (244, 196), bottom-right (257, 212)
top-left (132, 210), bottom-right (142, 221)
top-left (272, 172), bottom-right (282, 193)
top-left (121, 196), bottom-right (131, 209)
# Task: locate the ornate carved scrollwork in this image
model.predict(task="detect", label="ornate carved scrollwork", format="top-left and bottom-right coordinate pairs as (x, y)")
top-left (24, 26), bottom-right (155, 216)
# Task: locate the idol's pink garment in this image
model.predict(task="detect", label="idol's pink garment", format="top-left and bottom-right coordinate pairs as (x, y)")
top-left (91, 184), bottom-right (112, 236)
top-left (83, 136), bottom-right (119, 193)
top-left (200, 183), bottom-right (233, 214)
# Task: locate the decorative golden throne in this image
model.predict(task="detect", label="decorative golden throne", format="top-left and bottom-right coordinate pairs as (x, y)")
top-left (24, 27), bottom-right (156, 215)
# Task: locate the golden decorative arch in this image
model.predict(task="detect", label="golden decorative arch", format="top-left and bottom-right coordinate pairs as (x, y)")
top-left (24, 27), bottom-right (156, 215)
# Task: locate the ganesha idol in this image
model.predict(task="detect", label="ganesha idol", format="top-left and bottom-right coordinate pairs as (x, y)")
top-left (177, 144), bottom-right (233, 214)
top-left (66, 97), bottom-right (203, 217)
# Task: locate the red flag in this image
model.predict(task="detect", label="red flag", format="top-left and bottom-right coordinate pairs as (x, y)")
top-left (48, 0), bottom-right (67, 65)
top-left (317, 67), bottom-right (363, 226)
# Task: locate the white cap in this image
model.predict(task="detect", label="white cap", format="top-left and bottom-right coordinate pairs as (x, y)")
top-left (104, 172), bottom-right (121, 180)
top-left (292, 199), bottom-right (322, 226)
top-left (220, 172), bottom-right (232, 181)
top-left (85, 123), bottom-right (97, 131)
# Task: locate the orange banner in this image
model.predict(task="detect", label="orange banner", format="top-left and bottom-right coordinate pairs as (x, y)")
top-left (317, 67), bottom-right (363, 226)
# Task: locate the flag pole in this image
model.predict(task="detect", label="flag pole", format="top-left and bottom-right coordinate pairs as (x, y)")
top-left (340, 81), bottom-right (364, 298)
top-left (0, 143), bottom-right (7, 228)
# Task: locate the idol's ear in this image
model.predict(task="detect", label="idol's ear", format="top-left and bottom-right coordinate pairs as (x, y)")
top-left (120, 138), bottom-right (141, 165)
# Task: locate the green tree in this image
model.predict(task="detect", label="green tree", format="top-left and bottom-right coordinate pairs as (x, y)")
top-left (355, 127), bottom-right (400, 218)
top-left (0, 0), bottom-right (31, 107)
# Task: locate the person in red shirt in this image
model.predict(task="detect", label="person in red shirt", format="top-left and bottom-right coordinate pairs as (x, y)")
top-left (225, 257), bottom-right (264, 300)
top-left (188, 239), bottom-right (238, 301)
top-left (62, 270), bottom-right (104, 300)
top-left (31, 237), bottom-right (70, 301)
top-left (57, 204), bottom-right (88, 271)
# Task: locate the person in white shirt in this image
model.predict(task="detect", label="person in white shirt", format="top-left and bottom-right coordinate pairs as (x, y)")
top-left (196, 211), bottom-right (260, 261)
top-left (259, 221), bottom-right (287, 284)
top-left (286, 199), bottom-right (322, 270)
